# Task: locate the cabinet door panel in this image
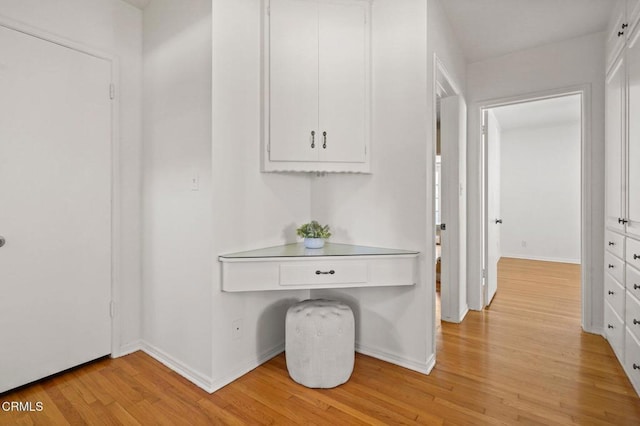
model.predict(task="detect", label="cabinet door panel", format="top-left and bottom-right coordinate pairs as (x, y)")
top-left (606, 56), bottom-right (626, 231)
top-left (318, 1), bottom-right (367, 163)
top-left (269, 0), bottom-right (318, 162)
top-left (628, 30), bottom-right (640, 236)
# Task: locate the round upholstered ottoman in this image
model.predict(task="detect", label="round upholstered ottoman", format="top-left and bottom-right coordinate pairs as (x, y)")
top-left (285, 299), bottom-right (355, 388)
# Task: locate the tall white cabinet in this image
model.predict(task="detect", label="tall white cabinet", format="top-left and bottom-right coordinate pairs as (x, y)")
top-left (263, 0), bottom-right (371, 173)
top-left (604, 1), bottom-right (640, 395)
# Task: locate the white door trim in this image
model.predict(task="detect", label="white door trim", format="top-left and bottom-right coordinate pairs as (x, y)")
top-left (471, 84), bottom-right (594, 332)
top-left (0, 15), bottom-right (123, 356)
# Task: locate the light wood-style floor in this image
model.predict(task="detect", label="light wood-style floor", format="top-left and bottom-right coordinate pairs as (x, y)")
top-left (2, 258), bottom-right (639, 425)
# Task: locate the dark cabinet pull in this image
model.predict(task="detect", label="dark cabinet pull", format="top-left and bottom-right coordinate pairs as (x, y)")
top-left (634, 254), bottom-right (639, 260)
top-left (608, 324), bottom-right (614, 329)
top-left (311, 130), bottom-right (315, 148)
top-left (634, 364), bottom-right (640, 370)
top-left (608, 264), bottom-right (615, 269)
top-left (623, 23), bottom-right (629, 29)
top-left (495, 219), bottom-right (503, 224)
top-left (315, 270), bottom-right (335, 275)
top-left (608, 241), bottom-right (615, 246)
top-left (608, 291), bottom-right (615, 295)
top-left (618, 31), bottom-right (625, 37)
top-left (618, 218), bottom-right (628, 224)
top-left (634, 319), bottom-right (640, 325)
top-left (635, 284), bottom-right (640, 290)
top-left (322, 131), bottom-right (327, 149)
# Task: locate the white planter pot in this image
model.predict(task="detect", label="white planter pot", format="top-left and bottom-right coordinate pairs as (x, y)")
top-left (304, 238), bottom-right (325, 249)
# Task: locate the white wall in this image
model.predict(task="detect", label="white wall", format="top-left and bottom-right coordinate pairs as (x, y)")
top-left (466, 32), bottom-right (605, 332)
top-left (0, 0), bottom-right (143, 354)
top-left (210, 0), bottom-right (311, 391)
top-left (500, 122), bottom-right (581, 263)
top-left (142, 0), bottom-right (214, 384)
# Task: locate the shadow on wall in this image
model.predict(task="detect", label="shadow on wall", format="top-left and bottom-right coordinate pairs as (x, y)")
top-left (256, 297), bottom-right (301, 358)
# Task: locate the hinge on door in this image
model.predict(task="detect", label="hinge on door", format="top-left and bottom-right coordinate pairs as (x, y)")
top-left (110, 301), bottom-right (115, 318)
top-left (109, 83), bottom-right (115, 100)
top-left (482, 269), bottom-right (487, 279)
top-left (481, 125), bottom-right (487, 135)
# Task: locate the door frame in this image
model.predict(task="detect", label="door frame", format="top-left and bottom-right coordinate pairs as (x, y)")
top-left (0, 16), bottom-right (123, 356)
top-left (432, 55), bottom-right (467, 324)
top-left (474, 84), bottom-right (592, 330)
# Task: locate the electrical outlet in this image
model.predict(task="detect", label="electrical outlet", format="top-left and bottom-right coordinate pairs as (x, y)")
top-left (232, 318), bottom-right (243, 340)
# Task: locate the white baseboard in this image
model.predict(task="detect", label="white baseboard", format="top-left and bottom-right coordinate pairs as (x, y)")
top-left (208, 342), bottom-right (285, 394)
top-left (355, 343), bottom-right (434, 375)
top-left (442, 305), bottom-right (469, 324)
top-left (113, 340), bottom-right (142, 358)
top-left (501, 254), bottom-right (581, 265)
top-left (139, 341), bottom-right (214, 393)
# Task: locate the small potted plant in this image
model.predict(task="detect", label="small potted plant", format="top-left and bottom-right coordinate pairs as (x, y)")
top-left (296, 220), bottom-right (332, 249)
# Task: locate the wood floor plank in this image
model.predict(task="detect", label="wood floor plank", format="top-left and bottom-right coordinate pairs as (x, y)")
top-left (1, 258), bottom-right (639, 424)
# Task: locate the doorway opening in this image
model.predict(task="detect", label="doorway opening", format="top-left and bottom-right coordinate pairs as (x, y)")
top-left (480, 92), bottom-right (584, 314)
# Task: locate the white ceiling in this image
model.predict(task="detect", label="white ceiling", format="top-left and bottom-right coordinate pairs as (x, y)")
top-left (121, 0), bottom-right (150, 9)
top-left (440, 0), bottom-right (615, 63)
top-left (491, 94), bottom-right (581, 131)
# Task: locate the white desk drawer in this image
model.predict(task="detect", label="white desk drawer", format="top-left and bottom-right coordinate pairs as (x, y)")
top-left (626, 292), bottom-right (640, 342)
top-left (605, 251), bottom-right (625, 284)
top-left (627, 237), bottom-right (640, 269)
top-left (606, 230), bottom-right (625, 259)
top-left (628, 264), bottom-right (640, 297)
top-left (605, 273), bottom-right (625, 317)
top-left (279, 261), bottom-right (368, 286)
top-left (605, 301), bottom-right (625, 362)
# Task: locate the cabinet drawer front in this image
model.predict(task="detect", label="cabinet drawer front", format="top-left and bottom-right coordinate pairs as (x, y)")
top-left (628, 263), bottom-right (640, 296)
top-left (605, 251), bottom-right (625, 283)
top-left (605, 273), bottom-right (626, 317)
top-left (627, 237), bottom-right (640, 268)
top-left (605, 230), bottom-right (625, 258)
top-left (279, 261), bottom-right (367, 286)
top-left (625, 329), bottom-right (640, 391)
top-left (626, 292), bottom-right (640, 341)
top-left (605, 301), bottom-right (625, 361)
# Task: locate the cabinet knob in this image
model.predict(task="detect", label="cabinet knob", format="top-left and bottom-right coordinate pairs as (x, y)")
top-left (311, 130), bottom-right (315, 148)
top-left (608, 264), bottom-right (615, 269)
top-left (322, 131), bottom-right (327, 149)
top-left (0, 236), bottom-right (4, 248)
top-left (634, 364), bottom-right (640, 370)
top-left (608, 241), bottom-right (615, 246)
top-left (618, 218), bottom-right (628, 224)
top-left (495, 219), bottom-right (503, 224)
top-left (315, 269), bottom-right (335, 275)
top-left (634, 254), bottom-right (639, 260)
top-left (608, 290), bottom-right (615, 295)
top-left (618, 31), bottom-right (625, 37)
top-left (634, 319), bottom-right (640, 325)
top-left (623, 23), bottom-right (629, 29)
top-left (608, 324), bottom-right (614, 329)
top-left (635, 284), bottom-right (640, 290)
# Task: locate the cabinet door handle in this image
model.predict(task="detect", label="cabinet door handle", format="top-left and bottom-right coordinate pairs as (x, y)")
top-left (634, 319), bottom-right (640, 325)
top-left (634, 364), bottom-right (640, 370)
top-left (618, 218), bottom-right (628, 224)
top-left (315, 270), bottom-right (335, 275)
top-left (495, 219), bottom-right (503, 224)
top-left (635, 284), bottom-right (640, 290)
top-left (608, 324), bottom-right (614, 329)
top-left (311, 130), bottom-right (315, 148)
top-left (608, 290), bottom-right (615, 295)
top-left (608, 264), bottom-right (615, 269)
top-left (608, 241), bottom-right (615, 246)
top-left (618, 31), bottom-right (625, 37)
top-left (623, 23), bottom-right (629, 29)
top-left (322, 131), bottom-right (327, 149)
top-left (634, 254), bottom-right (639, 260)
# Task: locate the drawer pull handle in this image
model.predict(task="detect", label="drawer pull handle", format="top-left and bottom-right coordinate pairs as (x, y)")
top-left (322, 131), bottom-right (327, 149)
top-left (635, 284), bottom-right (640, 290)
top-left (608, 264), bottom-right (615, 269)
top-left (619, 218), bottom-right (628, 224)
top-left (608, 324), bottom-right (614, 329)
top-left (619, 31), bottom-right (625, 37)
top-left (634, 364), bottom-right (640, 370)
top-left (634, 319), bottom-right (640, 325)
top-left (608, 241), bottom-right (615, 246)
top-left (311, 130), bottom-right (315, 148)
top-left (315, 270), bottom-right (335, 275)
top-left (634, 254), bottom-right (639, 260)
top-left (608, 291), bottom-right (615, 295)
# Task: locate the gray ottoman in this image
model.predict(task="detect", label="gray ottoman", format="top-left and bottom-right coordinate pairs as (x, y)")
top-left (285, 299), bottom-right (355, 388)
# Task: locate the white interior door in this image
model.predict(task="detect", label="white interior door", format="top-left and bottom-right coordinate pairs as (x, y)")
top-left (440, 95), bottom-right (467, 323)
top-left (0, 25), bottom-right (112, 392)
top-left (485, 110), bottom-right (501, 306)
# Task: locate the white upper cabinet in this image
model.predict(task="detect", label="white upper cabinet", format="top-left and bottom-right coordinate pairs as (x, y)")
top-left (606, 55), bottom-right (626, 232)
top-left (627, 27), bottom-right (640, 237)
top-left (607, 0), bottom-right (640, 72)
top-left (264, 0), bottom-right (371, 173)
